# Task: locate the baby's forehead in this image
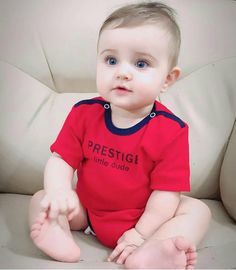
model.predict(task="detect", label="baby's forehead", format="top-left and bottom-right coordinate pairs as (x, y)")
top-left (99, 23), bottom-right (170, 42)
top-left (99, 26), bottom-right (171, 60)
top-left (98, 24), bottom-right (171, 51)
top-left (100, 20), bottom-right (167, 34)
top-left (99, 23), bottom-right (173, 54)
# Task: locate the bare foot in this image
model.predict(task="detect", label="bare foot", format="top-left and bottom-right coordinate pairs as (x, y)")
top-left (30, 212), bottom-right (80, 262)
top-left (125, 236), bottom-right (197, 269)
top-left (175, 237), bottom-right (197, 269)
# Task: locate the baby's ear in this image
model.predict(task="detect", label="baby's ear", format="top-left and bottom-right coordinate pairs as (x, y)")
top-left (161, 67), bottom-right (181, 93)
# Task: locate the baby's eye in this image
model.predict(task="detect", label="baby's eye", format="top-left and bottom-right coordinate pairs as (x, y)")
top-left (135, 60), bottom-right (149, 69)
top-left (106, 56), bottom-right (118, 65)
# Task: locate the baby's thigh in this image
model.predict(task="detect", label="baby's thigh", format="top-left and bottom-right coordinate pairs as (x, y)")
top-left (68, 198), bottom-right (88, 231)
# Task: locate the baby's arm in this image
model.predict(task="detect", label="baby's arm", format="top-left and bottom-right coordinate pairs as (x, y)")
top-left (135, 190), bottom-right (180, 239)
top-left (108, 190), bottom-right (180, 263)
top-left (40, 153), bottom-right (79, 221)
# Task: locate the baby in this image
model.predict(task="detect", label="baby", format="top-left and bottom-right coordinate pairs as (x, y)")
top-left (29, 2), bottom-right (211, 269)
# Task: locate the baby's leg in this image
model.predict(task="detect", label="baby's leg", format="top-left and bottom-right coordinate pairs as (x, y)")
top-left (29, 190), bottom-right (88, 262)
top-left (125, 196), bottom-right (211, 269)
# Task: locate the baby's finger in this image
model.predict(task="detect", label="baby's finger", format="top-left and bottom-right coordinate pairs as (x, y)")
top-left (107, 242), bottom-right (126, 262)
top-left (67, 197), bottom-right (78, 220)
top-left (116, 245), bottom-right (136, 265)
top-left (59, 200), bottom-right (68, 215)
top-left (49, 201), bottom-right (59, 220)
top-left (67, 196), bottom-right (77, 212)
top-left (67, 206), bottom-right (79, 221)
top-left (40, 195), bottom-right (50, 211)
top-left (117, 235), bottom-right (125, 244)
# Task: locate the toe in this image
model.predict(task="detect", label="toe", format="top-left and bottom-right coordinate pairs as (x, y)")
top-left (30, 230), bottom-right (40, 239)
top-left (174, 236), bottom-right (191, 251)
top-left (31, 223), bottom-right (42, 231)
top-left (186, 257), bottom-right (197, 269)
top-left (186, 250), bottom-right (197, 261)
top-left (186, 261), bottom-right (196, 269)
top-left (187, 244), bottom-right (197, 253)
top-left (37, 212), bottom-right (47, 223)
top-left (186, 265), bottom-right (195, 270)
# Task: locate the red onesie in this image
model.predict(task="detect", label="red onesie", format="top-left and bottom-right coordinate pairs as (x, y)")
top-left (50, 97), bottom-right (190, 248)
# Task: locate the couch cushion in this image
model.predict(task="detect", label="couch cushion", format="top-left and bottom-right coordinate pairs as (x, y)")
top-left (0, 193), bottom-right (236, 268)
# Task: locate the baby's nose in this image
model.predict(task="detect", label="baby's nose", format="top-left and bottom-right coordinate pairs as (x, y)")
top-left (116, 64), bottom-right (132, 81)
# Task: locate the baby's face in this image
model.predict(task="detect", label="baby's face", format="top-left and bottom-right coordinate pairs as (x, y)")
top-left (96, 24), bottom-right (172, 111)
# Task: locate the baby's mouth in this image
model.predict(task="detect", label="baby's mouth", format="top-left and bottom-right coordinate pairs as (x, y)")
top-left (113, 86), bottom-right (132, 92)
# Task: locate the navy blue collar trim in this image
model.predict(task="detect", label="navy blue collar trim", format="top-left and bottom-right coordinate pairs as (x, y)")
top-left (74, 99), bottom-right (106, 107)
top-left (74, 99), bottom-right (185, 136)
top-left (104, 104), bottom-right (156, 136)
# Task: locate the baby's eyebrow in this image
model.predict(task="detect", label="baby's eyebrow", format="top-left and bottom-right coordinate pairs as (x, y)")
top-left (99, 49), bottom-right (117, 55)
top-left (135, 52), bottom-right (157, 63)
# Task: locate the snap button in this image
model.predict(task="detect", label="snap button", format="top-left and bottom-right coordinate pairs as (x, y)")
top-left (104, 104), bottom-right (110, 109)
top-left (150, 112), bottom-right (156, 118)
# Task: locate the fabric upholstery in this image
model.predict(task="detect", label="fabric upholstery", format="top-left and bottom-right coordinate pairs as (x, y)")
top-left (0, 0), bottom-right (236, 268)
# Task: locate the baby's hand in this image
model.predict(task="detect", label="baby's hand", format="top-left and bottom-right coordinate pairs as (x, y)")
top-left (107, 228), bottom-right (145, 264)
top-left (40, 189), bottom-right (79, 221)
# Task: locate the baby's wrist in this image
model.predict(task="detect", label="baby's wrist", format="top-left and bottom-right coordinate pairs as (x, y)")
top-left (134, 226), bottom-right (146, 240)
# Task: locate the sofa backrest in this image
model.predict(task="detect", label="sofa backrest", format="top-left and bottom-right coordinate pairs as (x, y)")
top-left (0, 0), bottom-right (236, 92)
top-left (161, 57), bottom-right (236, 199)
top-left (0, 0), bottom-right (236, 201)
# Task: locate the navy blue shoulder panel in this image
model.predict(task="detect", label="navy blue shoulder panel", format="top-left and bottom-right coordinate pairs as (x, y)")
top-left (156, 111), bottom-right (185, 128)
top-left (74, 98), bottom-right (106, 107)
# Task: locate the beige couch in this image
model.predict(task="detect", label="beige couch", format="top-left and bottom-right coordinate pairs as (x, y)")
top-left (1, 0), bottom-right (236, 268)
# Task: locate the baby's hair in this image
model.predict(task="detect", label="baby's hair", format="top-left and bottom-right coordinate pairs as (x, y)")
top-left (98, 1), bottom-right (181, 69)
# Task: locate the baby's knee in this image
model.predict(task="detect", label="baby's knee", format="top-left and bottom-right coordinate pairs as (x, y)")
top-left (29, 190), bottom-right (46, 211)
top-left (180, 196), bottom-right (211, 218)
top-left (125, 252), bottom-right (142, 269)
top-left (184, 196), bottom-right (212, 221)
top-left (192, 198), bottom-right (211, 218)
top-left (198, 200), bottom-right (212, 224)
top-left (31, 190), bottom-right (45, 202)
top-left (34, 189), bottom-right (45, 197)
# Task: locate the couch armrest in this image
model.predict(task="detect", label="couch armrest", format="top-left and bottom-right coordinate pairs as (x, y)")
top-left (220, 120), bottom-right (236, 221)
